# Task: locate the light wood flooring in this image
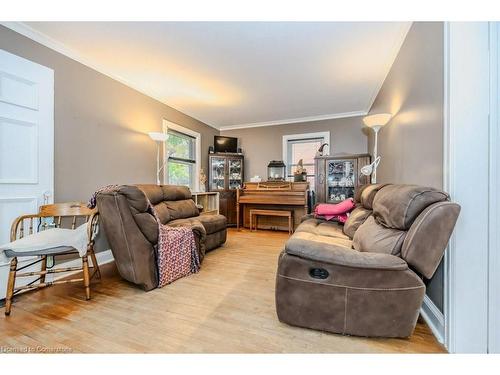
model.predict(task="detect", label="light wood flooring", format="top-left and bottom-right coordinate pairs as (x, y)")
top-left (0, 228), bottom-right (446, 353)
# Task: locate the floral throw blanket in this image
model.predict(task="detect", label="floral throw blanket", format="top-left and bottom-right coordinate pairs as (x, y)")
top-left (88, 185), bottom-right (200, 287)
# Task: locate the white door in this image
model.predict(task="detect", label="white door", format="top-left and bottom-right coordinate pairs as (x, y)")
top-left (0, 49), bottom-right (54, 297)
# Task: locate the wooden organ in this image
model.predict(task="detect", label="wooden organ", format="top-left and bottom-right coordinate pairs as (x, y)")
top-left (236, 181), bottom-right (309, 231)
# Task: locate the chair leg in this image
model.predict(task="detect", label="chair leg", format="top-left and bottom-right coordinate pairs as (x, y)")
top-left (82, 255), bottom-right (91, 300)
top-left (89, 248), bottom-right (101, 279)
top-left (4, 257), bottom-right (18, 316)
top-left (40, 255), bottom-right (47, 284)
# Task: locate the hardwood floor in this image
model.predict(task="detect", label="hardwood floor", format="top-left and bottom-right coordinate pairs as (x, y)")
top-left (0, 228), bottom-right (446, 353)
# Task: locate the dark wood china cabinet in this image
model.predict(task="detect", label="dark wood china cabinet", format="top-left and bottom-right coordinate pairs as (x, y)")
top-left (208, 153), bottom-right (244, 225)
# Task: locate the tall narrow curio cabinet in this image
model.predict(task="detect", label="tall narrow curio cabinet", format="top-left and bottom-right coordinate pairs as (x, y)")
top-left (314, 154), bottom-right (371, 204)
top-left (208, 153), bottom-right (244, 225)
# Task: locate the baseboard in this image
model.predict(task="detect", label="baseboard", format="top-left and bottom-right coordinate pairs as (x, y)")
top-left (420, 294), bottom-right (445, 345)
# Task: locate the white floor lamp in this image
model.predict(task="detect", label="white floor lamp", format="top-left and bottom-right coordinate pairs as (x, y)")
top-left (149, 131), bottom-right (169, 185)
top-left (362, 113), bottom-right (391, 183)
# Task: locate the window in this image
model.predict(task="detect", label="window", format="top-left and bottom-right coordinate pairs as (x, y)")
top-left (283, 132), bottom-right (330, 192)
top-left (163, 120), bottom-right (201, 191)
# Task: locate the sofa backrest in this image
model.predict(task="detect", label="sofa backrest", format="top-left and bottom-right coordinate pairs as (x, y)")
top-left (343, 183), bottom-right (389, 238)
top-left (351, 184), bottom-right (460, 279)
top-left (103, 184), bottom-right (198, 242)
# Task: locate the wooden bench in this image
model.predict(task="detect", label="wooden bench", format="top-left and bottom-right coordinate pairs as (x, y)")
top-left (249, 209), bottom-right (294, 234)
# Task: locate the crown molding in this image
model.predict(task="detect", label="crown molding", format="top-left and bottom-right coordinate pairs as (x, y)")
top-left (219, 110), bottom-right (367, 131)
top-left (1, 22), bottom-right (408, 132)
top-left (0, 21), bottom-right (219, 130)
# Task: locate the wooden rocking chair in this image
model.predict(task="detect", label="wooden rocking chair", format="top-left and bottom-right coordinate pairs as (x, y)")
top-left (4, 202), bottom-right (101, 316)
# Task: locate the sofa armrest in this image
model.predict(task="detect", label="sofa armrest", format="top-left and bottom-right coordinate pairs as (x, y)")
top-left (285, 237), bottom-right (408, 271)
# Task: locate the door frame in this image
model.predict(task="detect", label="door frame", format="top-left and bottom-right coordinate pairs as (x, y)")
top-left (488, 21), bottom-right (500, 354)
top-left (443, 22), bottom-right (493, 353)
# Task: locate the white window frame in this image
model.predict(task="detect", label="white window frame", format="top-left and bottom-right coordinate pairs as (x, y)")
top-left (282, 131), bottom-right (330, 182)
top-left (162, 119), bottom-right (201, 192)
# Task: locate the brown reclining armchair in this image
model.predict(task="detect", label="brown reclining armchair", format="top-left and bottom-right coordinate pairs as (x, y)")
top-left (97, 184), bottom-right (227, 291)
top-left (276, 184), bottom-right (460, 338)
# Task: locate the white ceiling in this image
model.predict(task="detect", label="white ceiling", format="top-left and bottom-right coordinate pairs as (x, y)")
top-left (13, 22), bottom-right (410, 129)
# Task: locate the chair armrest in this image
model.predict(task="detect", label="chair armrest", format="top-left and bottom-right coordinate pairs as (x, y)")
top-left (285, 237), bottom-right (408, 271)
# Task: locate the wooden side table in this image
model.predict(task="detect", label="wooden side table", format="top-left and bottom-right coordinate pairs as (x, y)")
top-left (249, 209), bottom-right (294, 234)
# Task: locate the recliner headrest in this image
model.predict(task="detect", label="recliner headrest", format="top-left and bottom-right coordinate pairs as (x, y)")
top-left (373, 185), bottom-right (449, 230)
top-left (360, 184), bottom-right (390, 210)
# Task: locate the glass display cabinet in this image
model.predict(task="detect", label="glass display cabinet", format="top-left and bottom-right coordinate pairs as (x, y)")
top-left (327, 159), bottom-right (356, 202)
top-left (228, 158), bottom-right (243, 190)
top-left (210, 156), bottom-right (226, 190)
top-left (314, 154), bottom-right (371, 204)
top-left (208, 153), bottom-right (244, 225)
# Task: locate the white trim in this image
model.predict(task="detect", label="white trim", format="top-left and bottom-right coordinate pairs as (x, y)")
top-left (219, 111), bottom-right (367, 131)
top-left (282, 131), bottom-right (330, 179)
top-left (421, 295), bottom-right (445, 345)
top-left (443, 22), bottom-right (491, 353)
top-left (364, 22), bottom-right (412, 113)
top-left (162, 120), bottom-right (201, 192)
top-left (0, 22), bottom-right (219, 131)
top-left (488, 21), bottom-right (500, 354)
top-left (442, 21), bottom-right (453, 353)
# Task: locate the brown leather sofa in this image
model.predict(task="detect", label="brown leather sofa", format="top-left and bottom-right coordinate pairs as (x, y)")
top-left (97, 184), bottom-right (227, 291)
top-left (275, 184), bottom-right (460, 338)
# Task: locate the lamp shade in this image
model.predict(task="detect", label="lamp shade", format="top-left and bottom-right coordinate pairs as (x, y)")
top-left (148, 132), bottom-right (168, 142)
top-left (363, 113), bottom-right (392, 128)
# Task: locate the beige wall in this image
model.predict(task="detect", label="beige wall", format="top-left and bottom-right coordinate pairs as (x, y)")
top-left (0, 25), bottom-right (218, 203)
top-left (368, 22), bottom-right (445, 311)
top-left (221, 116), bottom-right (368, 180)
top-left (368, 22), bottom-right (444, 189)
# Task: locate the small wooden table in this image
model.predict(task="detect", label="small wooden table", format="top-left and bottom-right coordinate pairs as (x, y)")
top-left (249, 209), bottom-right (294, 234)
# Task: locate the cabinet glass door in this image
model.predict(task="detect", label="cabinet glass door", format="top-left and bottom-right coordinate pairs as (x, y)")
top-left (210, 157), bottom-right (226, 190)
top-left (327, 159), bottom-right (356, 203)
top-left (228, 158), bottom-right (242, 190)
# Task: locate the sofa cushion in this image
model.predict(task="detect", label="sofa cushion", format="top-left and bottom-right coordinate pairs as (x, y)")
top-left (284, 235), bottom-right (407, 270)
top-left (197, 214), bottom-right (227, 235)
top-left (169, 214), bottom-right (227, 235)
top-left (353, 184), bottom-right (370, 203)
top-left (136, 184), bottom-right (165, 205)
top-left (161, 185), bottom-right (192, 201)
top-left (343, 206), bottom-right (372, 238)
top-left (352, 216), bottom-right (406, 255)
top-left (295, 219), bottom-right (350, 240)
top-left (287, 231), bottom-right (353, 249)
top-left (360, 183), bottom-right (389, 210)
top-left (166, 200), bottom-right (199, 221)
top-left (373, 185), bottom-right (449, 230)
top-left (136, 184), bottom-right (192, 205)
